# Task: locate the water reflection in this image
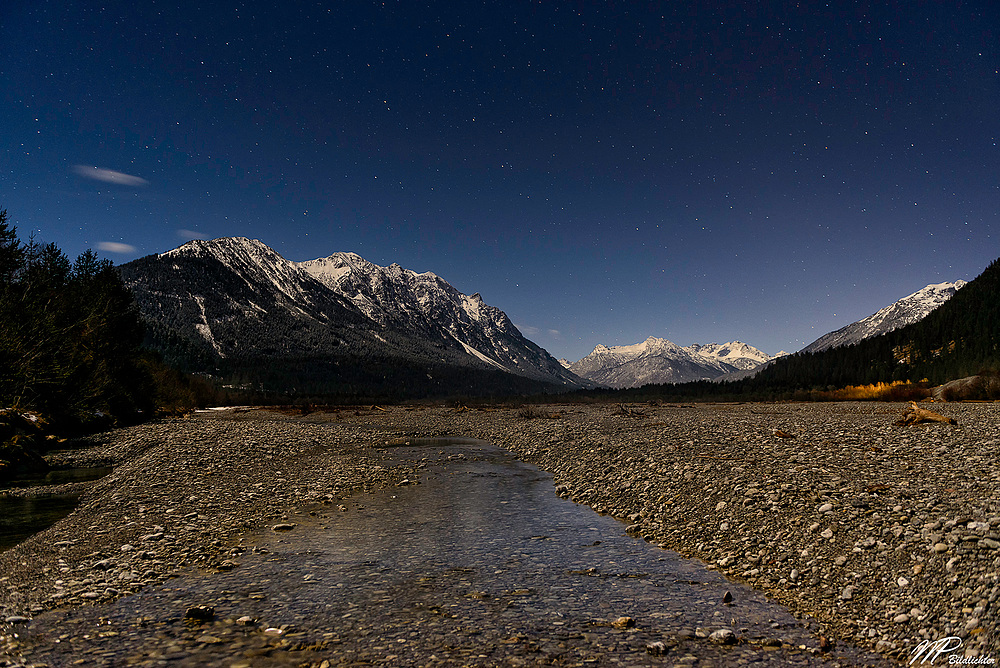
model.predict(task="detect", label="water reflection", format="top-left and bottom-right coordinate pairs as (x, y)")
top-left (0, 466), bottom-right (112, 552)
top-left (0, 465), bottom-right (112, 490)
top-left (0, 493), bottom-right (82, 552)
top-left (9, 439), bottom-right (886, 666)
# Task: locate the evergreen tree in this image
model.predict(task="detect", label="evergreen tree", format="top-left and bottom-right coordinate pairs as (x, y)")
top-left (0, 209), bottom-right (154, 427)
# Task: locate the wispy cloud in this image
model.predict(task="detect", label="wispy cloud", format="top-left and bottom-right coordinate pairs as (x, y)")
top-left (516, 324), bottom-right (561, 340)
top-left (97, 241), bottom-right (137, 254)
top-left (177, 229), bottom-right (209, 240)
top-left (72, 165), bottom-right (149, 187)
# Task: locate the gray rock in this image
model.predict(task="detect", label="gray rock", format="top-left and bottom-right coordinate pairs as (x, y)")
top-left (708, 628), bottom-right (737, 644)
top-left (646, 640), bottom-right (668, 655)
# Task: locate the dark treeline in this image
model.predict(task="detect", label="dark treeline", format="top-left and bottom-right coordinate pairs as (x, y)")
top-left (175, 356), bottom-right (574, 406)
top-left (0, 209), bottom-right (150, 427)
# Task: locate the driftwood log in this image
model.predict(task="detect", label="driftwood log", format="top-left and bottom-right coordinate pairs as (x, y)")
top-left (894, 401), bottom-right (957, 426)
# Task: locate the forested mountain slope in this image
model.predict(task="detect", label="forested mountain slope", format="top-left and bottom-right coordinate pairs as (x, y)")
top-left (751, 258), bottom-right (1000, 389)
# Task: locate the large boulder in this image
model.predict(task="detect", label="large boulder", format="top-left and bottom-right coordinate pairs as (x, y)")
top-left (932, 374), bottom-right (1000, 401)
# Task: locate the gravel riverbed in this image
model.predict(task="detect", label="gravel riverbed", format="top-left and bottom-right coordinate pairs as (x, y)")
top-left (0, 401), bottom-right (997, 665)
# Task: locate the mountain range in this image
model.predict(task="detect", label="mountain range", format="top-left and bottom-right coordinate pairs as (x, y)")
top-left (565, 281), bottom-right (965, 388)
top-left (121, 236), bottom-right (969, 396)
top-left (565, 338), bottom-right (778, 388)
top-left (120, 237), bottom-right (586, 397)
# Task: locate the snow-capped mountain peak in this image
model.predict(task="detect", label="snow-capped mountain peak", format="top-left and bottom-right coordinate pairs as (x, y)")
top-left (568, 337), bottom-right (775, 388)
top-left (688, 341), bottom-right (772, 370)
top-left (126, 238), bottom-right (586, 392)
top-left (159, 237), bottom-right (320, 303)
top-left (802, 280), bottom-right (967, 353)
top-left (299, 252), bottom-right (499, 329)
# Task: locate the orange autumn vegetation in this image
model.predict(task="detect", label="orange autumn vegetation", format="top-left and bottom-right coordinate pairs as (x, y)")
top-left (812, 381), bottom-right (931, 402)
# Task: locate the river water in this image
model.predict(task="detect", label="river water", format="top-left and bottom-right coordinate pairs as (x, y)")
top-left (0, 466), bottom-right (113, 552)
top-left (7, 439), bottom-right (884, 666)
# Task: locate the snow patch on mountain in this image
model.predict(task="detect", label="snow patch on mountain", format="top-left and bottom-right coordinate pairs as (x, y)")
top-left (191, 295), bottom-right (223, 357)
top-left (457, 339), bottom-right (507, 370)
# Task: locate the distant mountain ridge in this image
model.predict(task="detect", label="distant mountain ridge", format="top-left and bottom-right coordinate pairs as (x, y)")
top-left (121, 237), bottom-right (586, 396)
top-left (568, 336), bottom-right (776, 388)
top-left (801, 281), bottom-right (967, 353)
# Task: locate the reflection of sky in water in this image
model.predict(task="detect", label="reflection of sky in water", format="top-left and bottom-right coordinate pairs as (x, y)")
top-left (1, 467), bottom-right (112, 552)
top-left (255, 439), bottom-right (797, 630)
top-left (0, 466), bottom-right (112, 490)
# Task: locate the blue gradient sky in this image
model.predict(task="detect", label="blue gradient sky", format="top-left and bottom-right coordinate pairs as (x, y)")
top-left (3, 2), bottom-right (998, 361)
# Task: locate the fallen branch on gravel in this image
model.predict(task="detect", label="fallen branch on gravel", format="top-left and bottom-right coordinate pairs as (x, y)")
top-left (894, 401), bottom-right (957, 426)
top-left (616, 404), bottom-right (647, 418)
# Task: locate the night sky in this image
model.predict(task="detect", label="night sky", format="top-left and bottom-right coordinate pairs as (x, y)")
top-left (3, 2), bottom-right (998, 362)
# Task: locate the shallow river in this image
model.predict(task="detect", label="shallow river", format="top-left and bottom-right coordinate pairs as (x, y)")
top-left (8, 439), bottom-right (885, 666)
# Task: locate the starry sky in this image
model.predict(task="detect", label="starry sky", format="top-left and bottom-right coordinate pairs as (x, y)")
top-left (3, 1), bottom-right (999, 362)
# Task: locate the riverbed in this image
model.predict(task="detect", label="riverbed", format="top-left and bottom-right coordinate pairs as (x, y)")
top-left (1, 403), bottom-right (996, 664)
top-left (2, 434), bottom-right (883, 666)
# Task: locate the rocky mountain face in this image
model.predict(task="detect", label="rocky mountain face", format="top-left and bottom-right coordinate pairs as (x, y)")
top-left (686, 341), bottom-right (773, 371)
top-left (298, 252), bottom-right (566, 379)
top-left (568, 337), bottom-right (775, 388)
top-left (801, 281), bottom-right (967, 353)
top-left (120, 237), bottom-right (585, 396)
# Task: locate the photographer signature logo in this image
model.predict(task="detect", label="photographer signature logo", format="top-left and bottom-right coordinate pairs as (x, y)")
top-left (910, 637), bottom-right (996, 665)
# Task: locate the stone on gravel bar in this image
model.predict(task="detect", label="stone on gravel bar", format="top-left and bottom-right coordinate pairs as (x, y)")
top-left (709, 628), bottom-right (737, 645)
top-left (612, 616), bottom-right (635, 629)
top-left (646, 640), bottom-right (668, 655)
top-left (184, 605), bottom-right (215, 622)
